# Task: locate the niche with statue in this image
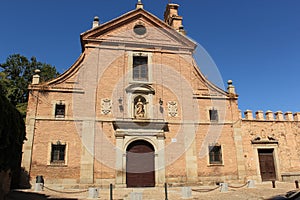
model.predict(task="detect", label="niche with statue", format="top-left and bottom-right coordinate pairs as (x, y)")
top-left (134, 96), bottom-right (147, 119)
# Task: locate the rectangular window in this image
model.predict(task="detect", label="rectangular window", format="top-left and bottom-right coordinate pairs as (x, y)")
top-left (55, 104), bottom-right (65, 118)
top-left (209, 109), bottom-right (218, 122)
top-left (209, 145), bottom-right (222, 164)
top-left (133, 56), bottom-right (148, 81)
top-left (51, 143), bottom-right (66, 164)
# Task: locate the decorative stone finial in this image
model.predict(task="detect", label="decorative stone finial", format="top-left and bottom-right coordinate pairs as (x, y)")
top-left (265, 110), bottom-right (274, 120)
top-left (178, 25), bottom-right (186, 35)
top-left (227, 80), bottom-right (236, 94)
top-left (294, 112), bottom-right (300, 121)
top-left (244, 110), bottom-right (253, 120)
top-left (136, 0), bottom-right (143, 9)
top-left (164, 3), bottom-right (183, 33)
top-left (255, 110), bottom-right (264, 120)
top-left (92, 16), bottom-right (99, 29)
top-left (32, 69), bottom-right (41, 85)
top-left (285, 111), bottom-right (293, 121)
top-left (275, 111), bottom-right (284, 121)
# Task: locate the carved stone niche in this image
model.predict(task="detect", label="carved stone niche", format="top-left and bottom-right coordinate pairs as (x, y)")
top-left (134, 96), bottom-right (146, 119)
top-left (125, 83), bottom-right (155, 119)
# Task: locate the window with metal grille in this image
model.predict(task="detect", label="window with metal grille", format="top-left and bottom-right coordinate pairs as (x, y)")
top-left (209, 109), bottom-right (218, 122)
top-left (51, 143), bottom-right (66, 164)
top-left (55, 104), bottom-right (65, 118)
top-left (133, 56), bottom-right (148, 81)
top-left (209, 145), bottom-right (222, 164)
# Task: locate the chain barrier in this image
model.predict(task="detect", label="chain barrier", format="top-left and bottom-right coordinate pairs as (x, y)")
top-left (43, 185), bottom-right (88, 194)
top-left (228, 182), bottom-right (248, 189)
top-left (192, 185), bottom-right (221, 193)
top-left (192, 181), bottom-right (248, 193)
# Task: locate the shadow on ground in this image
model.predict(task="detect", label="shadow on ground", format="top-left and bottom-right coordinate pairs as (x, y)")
top-left (5, 191), bottom-right (78, 200)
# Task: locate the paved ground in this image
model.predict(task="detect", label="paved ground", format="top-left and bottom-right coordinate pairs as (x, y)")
top-left (4, 181), bottom-right (299, 200)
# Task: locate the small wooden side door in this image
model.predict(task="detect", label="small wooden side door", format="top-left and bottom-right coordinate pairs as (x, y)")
top-left (258, 149), bottom-right (276, 181)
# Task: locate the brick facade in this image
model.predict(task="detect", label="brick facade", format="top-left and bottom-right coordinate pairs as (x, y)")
top-left (22, 2), bottom-right (300, 188)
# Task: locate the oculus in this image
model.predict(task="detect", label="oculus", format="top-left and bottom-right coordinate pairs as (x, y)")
top-left (134, 24), bottom-right (147, 35)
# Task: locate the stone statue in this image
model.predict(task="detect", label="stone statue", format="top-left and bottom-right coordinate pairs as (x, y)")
top-left (135, 98), bottom-right (145, 118)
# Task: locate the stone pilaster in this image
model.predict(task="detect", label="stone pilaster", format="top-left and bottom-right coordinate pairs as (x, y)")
top-left (115, 133), bottom-right (125, 187)
top-left (80, 121), bottom-right (95, 184)
top-left (21, 118), bottom-right (35, 172)
top-left (233, 121), bottom-right (246, 181)
top-left (156, 134), bottom-right (166, 186)
top-left (184, 125), bottom-right (198, 183)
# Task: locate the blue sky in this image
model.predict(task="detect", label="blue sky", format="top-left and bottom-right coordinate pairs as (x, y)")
top-left (0, 0), bottom-right (299, 114)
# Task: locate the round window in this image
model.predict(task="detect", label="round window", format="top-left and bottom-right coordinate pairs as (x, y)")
top-left (134, 25), bottom-right (147, 36)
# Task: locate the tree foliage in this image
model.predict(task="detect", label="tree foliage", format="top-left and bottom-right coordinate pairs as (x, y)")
top-left (0, 54), bottom-right (59, 117)
top-left (0, 93), bottom-right (26, 171)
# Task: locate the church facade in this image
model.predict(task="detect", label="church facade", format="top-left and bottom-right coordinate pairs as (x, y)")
top-left (22, 2), bottom-right (300, 188)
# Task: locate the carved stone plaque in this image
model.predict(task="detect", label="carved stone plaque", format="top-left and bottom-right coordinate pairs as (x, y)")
top-left (168, 101), bottom-right (178, 117)
top-left (101, 98), bottom-right (112, 115)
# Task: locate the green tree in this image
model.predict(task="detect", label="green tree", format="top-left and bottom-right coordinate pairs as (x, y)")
top-left (0, 94), bottom-right (25, 171)
top-left (0, 54), bottom-right (59, 117)
top-left (0, 92), bottom-right (26, 191)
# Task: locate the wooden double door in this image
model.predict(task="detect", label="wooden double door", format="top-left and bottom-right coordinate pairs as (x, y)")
top-left (126, 140), bottom-right (155, 187)
top-left (258, 149), bottom-right (276, 181)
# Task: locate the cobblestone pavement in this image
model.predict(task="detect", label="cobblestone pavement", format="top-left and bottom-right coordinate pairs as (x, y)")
top-left (5, 182), bottom-right (299, 200)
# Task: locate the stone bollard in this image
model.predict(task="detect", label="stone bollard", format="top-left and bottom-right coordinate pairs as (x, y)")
top-left (34, 175), bottom-right (44, 192)
top-left (247, 180), bottom-right (255, 188)
top-left (34, 183), bottom-right (43, 192)
top-left (220, 183), bottom-right (228, 192)
top-left (130, 192), bottom-right (143, 200)
top-left (182, 187), bottom-right (192, 198)
top-left (272, 180), bottom-right (276, 188)
top-left (88, 187), bottom-right (99, 199)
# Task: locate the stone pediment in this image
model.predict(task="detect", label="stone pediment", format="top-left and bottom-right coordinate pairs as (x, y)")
top-left (80, 9), bottom-right (196, 51)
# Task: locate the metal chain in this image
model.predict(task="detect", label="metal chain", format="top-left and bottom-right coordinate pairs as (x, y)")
top-left (43, 185), bottom-right (89, 194)
top-left (228, 182), bottom-right (248, 189)
top-left (192, 185), bottom-right (221, 193)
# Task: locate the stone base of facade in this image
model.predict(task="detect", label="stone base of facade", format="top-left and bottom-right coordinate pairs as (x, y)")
top-left (281, 172), bottom-right (300, 182)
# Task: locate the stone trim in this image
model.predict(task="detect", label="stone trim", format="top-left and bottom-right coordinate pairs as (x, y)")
top-left (47, 141), bottom-right (68, 166)
top-left (252, 144), bottom-right (281, 182)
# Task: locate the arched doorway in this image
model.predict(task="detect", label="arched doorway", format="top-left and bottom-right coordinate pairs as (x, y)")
top-left (126, 140), bottom-right (155, 187)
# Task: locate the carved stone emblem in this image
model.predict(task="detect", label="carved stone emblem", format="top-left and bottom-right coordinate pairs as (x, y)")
top-left (101, 98), bottom-right (112, 115)
top-left (168, 101), bottom-right (178, 117)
